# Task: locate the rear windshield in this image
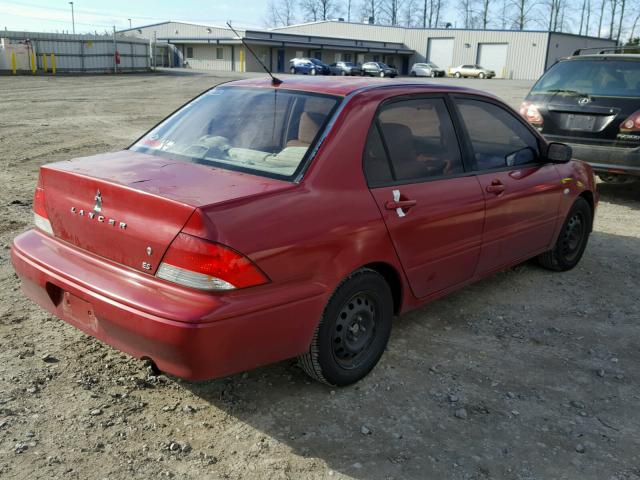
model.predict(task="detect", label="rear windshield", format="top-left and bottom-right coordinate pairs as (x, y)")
top-left (131, 87), bottom-right (340, 180)
top-left (531, 58), bottom-right (640, 98)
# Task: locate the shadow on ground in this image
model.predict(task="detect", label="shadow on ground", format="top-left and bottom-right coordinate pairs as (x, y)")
top-left (181, 231), bottom-right (640, 479)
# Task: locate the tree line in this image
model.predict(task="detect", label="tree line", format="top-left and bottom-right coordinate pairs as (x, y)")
top-left (266, 0), bottom-right (640, 43)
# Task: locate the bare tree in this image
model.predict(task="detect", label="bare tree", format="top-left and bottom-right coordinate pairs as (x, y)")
top-left (403, 0), bottom-right (421, 25)
top-left (300, 0), bottom-right (342, 21)
top-left (300, 0), bottom-right (320, 21)
top-left (266, 0), bottom-right (297, 27)
top-left (597, 0), bottom-right (605, 36)
top-left (481, 0), bottom-right (491, 28)
top-left (510, 0), bottom-right (539, 29)
top-left (458, 0), bottom-right (476, 28)
top-left (361, 0), bottom-right (383, 22)
top-left (616, 0), bottom-right (626, 42)
top-left (381, 0), bottom-right (404, 24)
top-left (608, 0), bottom-right (618, 39)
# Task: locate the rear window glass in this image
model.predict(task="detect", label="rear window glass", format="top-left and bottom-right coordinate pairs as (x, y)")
top-left (131, 87), bottom-right (340, 180)
top-left (531, 59), bottom-right (640, 98)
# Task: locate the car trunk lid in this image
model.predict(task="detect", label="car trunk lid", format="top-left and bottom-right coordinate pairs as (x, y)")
top-left (40, 150), bottom-right (294, 275)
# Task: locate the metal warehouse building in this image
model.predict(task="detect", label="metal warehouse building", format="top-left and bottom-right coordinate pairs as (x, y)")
top-left (120, 20), bottom-right (615, 80)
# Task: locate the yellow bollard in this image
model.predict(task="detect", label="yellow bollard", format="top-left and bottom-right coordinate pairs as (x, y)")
top-left (51, 53), bottom-right (56, 75)
top-left (30, 51), bottom-right (36, 75)
top-left (42, 53), bottom-right (48, 73)
top-left (11, 51), bottom-right (16, 75)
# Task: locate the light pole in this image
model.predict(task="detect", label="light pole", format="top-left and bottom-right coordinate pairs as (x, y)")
top-left (69, 2), bottom-right (75, 34)
top-left (128, 18), bottom-right (132, 28)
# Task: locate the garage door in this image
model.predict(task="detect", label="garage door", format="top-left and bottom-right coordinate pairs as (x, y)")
top-left (477, 43), bottom-right (508, 78)
top-left (427, 38), bottom-right (454, 71)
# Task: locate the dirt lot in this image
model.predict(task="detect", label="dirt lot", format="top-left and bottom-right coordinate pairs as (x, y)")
top-left (1, 72), bottom-right (639, 480)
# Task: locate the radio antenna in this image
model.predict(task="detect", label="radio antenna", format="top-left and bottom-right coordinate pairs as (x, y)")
top-left (226, 21), bottom-right (282, 85)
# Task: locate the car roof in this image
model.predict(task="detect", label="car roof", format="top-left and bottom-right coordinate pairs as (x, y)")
top-left (225, 76), bottom-right (492, 98)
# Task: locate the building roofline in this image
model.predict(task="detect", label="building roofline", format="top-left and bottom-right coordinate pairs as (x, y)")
top-left (272, 19), bottom-right (617, 41)
top-left (117, 20), bottom-right (234, 34)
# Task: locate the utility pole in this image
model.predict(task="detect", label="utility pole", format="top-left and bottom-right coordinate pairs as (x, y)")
top-left (128, 18), bottom-right (132, 28)
top-left (69, 2), bottom-right (75, 34)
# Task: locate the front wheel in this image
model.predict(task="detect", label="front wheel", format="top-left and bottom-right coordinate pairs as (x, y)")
top-left (310, 68), bottom-right (317, 76)
top-left (410, 71), bottom-right (416, 77)
top-left (455, 72), bottom-right (461, 78)
top-left (290, 67), bottom-right (296, 74)
top-left (341, 70), bottom-right (347, 76)
top-left (298, 269), bottom-right (393, 386)
top-left (379, 71), bottom-right (385, 77)
top-left (478, 72), bottom-right (485, 79)
top-left (538, 197), bottom-right (592, 271)
top-left (430, 71), bottom-right (436, 78)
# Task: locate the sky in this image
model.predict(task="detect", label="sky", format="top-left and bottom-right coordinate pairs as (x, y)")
top-left (0, 0), bottom-right (270, 33)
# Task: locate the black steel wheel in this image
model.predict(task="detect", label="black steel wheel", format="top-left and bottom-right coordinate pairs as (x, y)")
top-left (538, 197), bottom-right (592, 271)
top-left (298, 269), bottom-right (393, 386)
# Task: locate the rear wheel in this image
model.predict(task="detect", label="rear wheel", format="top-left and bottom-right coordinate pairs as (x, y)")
top-left (298, 269), bottom-right (393, 386)
top-left (478, 72), bottom-right (485, 79)
top-left (341, 70), bottom-right (347, 76)
top-left (538, 197), bottom-right (592, 271)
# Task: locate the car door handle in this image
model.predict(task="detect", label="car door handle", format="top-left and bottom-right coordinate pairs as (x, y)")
top-left (385, 200), bottom-right (417, 210)
top-left (486, 180), bottom-right (506, 194)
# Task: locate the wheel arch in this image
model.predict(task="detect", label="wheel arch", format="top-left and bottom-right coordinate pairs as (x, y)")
top-left (361, 262), bottom-right (403, 315)
top-left (578, 190), bottom-right (595, 231)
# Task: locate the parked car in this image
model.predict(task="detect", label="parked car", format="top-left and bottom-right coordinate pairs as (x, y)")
top-left (12, 77), bottom-right (597, 387)
top-left (289, 57), bottom-right (330, 75)
top-left (329, 61), bottom-right (362, 76)
top-left (519, 49), bottom-right (640, 184)
top-left (362, 62), bottom-right (398, 77)
top-left (410, 62), bottom-right (446, 77)
top-left (450, 64), bottom-right (496, 78)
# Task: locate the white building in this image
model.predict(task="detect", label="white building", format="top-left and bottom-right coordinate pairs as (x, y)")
top-left (119, 20), bottom-right (616, 80)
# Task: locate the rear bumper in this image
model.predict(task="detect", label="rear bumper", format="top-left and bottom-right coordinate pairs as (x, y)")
top-left (548, 138), bottom-right (640, 176)
top-left (11, 229), bottom-right (327, 380)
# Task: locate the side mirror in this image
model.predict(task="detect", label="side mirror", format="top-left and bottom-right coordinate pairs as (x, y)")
top-left (546, 142), bottom-right (572, 163)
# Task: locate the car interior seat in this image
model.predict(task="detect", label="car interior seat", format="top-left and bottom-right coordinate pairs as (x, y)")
top-left (287, 112), bottom-right (325, 148)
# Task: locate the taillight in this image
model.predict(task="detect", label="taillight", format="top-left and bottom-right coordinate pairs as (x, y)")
top-left (620, 110), bottom-right (640, 132)
top-left (156, 233), bottom-right (269, 291)
top-left (519, 101), bottom-right (544, 125)
top-left (33, 179), bottom-right (53, 235)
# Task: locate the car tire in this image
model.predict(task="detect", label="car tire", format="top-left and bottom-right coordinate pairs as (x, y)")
top-left (341, 70), bottom-right (347, 76)
top-left (410, 71), bottom-right (416, 77)
top-left (290, 67), bottom-right (296, 74)
top-left (379, 71), bottom-right (385, 77)
top-left (455, 72), bottom-right (461, 78)
top-left (479, 72), bottom-right (485, 79)
top-left (298, 268), bottom-right (393, 386)
top-left (430, 71), bottom-right (436, 77)
top-left (537, 197), bottom-right (592, 272)
top-left (310, 68), bottom-right (317, 76)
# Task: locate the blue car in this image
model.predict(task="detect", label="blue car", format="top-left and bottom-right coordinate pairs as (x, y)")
top-left (289, 58), bottom-right (330, 75)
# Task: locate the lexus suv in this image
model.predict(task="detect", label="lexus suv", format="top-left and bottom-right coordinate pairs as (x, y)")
top-left (520, 49), bottom-right (640, 184)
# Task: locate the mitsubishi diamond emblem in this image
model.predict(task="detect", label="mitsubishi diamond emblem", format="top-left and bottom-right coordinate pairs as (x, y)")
top-left (93, 190), bottom-right (102, 213)
top-left (578, 97), bottom-right (591, 105)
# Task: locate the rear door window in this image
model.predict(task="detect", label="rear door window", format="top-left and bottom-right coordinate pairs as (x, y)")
top-left (364, 97), bottom-right (464, 185)
top-left (455, 98), bottom-right (539, 170)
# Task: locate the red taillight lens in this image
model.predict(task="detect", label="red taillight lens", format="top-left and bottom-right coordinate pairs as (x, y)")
top-left (156, 233), bottom-right (269, 291)
top-left (620, 110), bottom-right (640, 132)
top-left (33, 182), bottom-right (53, 235)
top-left (519, 101), bottom-right (544, 125)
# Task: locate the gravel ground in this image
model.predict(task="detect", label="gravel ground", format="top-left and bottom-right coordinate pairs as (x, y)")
top-left (0, 72), bottom-right (639, 480)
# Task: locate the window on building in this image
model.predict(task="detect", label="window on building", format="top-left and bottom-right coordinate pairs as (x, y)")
top-left (186, 47), bottom-right (194, 59)
top-left (373, 55), bottom-right (380, 62)
top-left (455, 98), bottom-right (540, 170)
top-left (344, 53), bottom-right (352, 62)
top-left (216, 47), bottom-right (224, 60)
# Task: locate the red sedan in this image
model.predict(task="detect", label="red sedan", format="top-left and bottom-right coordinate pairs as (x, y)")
top-left (12, 77), bottom-right (597, 386)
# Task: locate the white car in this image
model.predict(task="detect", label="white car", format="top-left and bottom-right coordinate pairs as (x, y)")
top-left (449, 64), bottom-right (495, 79)
top-left (410, 62), bottom-right (446, 77)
